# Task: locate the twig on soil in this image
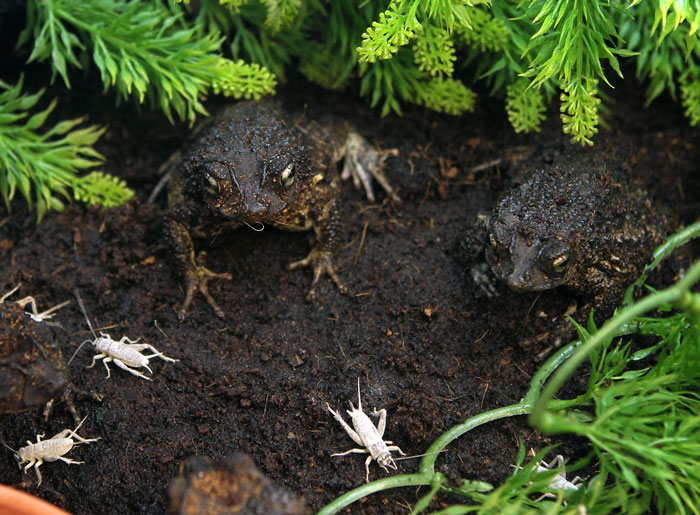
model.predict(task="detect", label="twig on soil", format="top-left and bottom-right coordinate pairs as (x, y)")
top-left (353, 221), bottom-right (370, 266)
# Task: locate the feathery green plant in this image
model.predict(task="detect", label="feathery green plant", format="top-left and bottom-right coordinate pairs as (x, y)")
top-left (0, 78), bottom-right (132, 221)
top-left (353, 0), bottom-right (480, 116)
top-left (18, 0), bottom-right (276, 125)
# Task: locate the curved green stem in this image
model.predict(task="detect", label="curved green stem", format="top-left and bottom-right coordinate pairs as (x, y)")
top-left (623, 221), bottom-right (700, 306)
top-left (418, 403), bottom-right (532, 478)
top-left (317, 474), bottom-right (428, 515)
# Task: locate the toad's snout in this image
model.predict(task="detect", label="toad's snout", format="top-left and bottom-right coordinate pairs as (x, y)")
top-left (505, 270), bottom-right (535, 291)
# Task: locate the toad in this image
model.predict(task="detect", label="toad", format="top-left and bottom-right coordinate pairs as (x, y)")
top-left (473, 151), bottom-right (669, 310)
top-left (166, 100), bottom-right (397, 320)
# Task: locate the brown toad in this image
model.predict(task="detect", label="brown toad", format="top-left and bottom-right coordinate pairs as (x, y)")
top-left (166, 100), bottom-right (397, 320)
top-left (476, 151), bottom-right (669, 309)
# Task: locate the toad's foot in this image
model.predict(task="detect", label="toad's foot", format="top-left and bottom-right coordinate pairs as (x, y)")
top-left (341, 131), bottom-right (399, 204)
top-left (178, 252), bottom-right (233, 321)
top-left (471, 262), bottom-right (499, 297)
top-left (287, 249), bottom-right (349, 300)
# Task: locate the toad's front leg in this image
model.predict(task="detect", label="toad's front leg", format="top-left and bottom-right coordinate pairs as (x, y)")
top-left (287, 199), bottom-right (349, 300)
top-left (166, 219), bottom-right (232, 320)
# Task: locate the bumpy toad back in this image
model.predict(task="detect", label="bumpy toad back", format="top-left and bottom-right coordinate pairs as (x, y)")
top-left (483, 152), bottom-right (669, 306)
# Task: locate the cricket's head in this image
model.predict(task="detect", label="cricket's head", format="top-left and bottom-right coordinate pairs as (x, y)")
top-left (16, 447), bottom-right (29, 463)
top-left (377, 452), bottom-right (397, 473)
top-left (346, 400), bottom-right (360, 416)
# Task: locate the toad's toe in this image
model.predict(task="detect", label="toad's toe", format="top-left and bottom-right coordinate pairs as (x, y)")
top-left (178, 260), bottom-right (232, 321)
top-left (288, 249), bottom-right (348, 298)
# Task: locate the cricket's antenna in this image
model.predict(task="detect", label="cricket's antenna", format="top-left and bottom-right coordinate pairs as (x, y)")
top-left (394, 450), bottom-right (448, 462)
top-left (73, 415), bottom-right (88, 432)
top-left (357, 377), bottom-right (362, 412)
top-left (0, 433), bottom-right (17, 454)
top-left (68, 289), bottom-right (97, 366)
top-left (67, 339), bottom-right (92, 366)
top-left (74, 289), bottom-right (96, 338)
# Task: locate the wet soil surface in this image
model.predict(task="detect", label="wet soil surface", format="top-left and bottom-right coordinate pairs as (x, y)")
top-left (1, 54), bottom-right (699, 513)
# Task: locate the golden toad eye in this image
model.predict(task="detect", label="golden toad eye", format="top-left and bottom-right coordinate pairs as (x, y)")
top-left (551, 253), bottom-right (569, 273)
top-left (539, 241), bottom-right (571, 275)
top-left (201, 173), bottom-right (219, 196)
top-left (281, 163), bottom-right (295, 187)
top-left (488, 233), bottom-right (498, 248)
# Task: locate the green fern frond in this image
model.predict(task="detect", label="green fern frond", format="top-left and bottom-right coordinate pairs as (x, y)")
top-left (467, 3), bottom-right (545, 97)
top-left (419, 77), bottom-right (476, 115)
top-left (649, 0), bottom-right (700, 42)
top-left (622, 2), bottom-right (693, 106)
top-left (0, 77), bottom-right (122, 221)
top-left (18, 0), bottom-right (231, 125)
top-left (224, 1), bottom-right (307, 81)
top-left (458, 7), bottom-right (508, 52)
top-left (357, 1), bottom-right (422, 63)
top-left (560, 77), bottom-right (601, 146)
top-left (219, 0), bottom-right (249, 9)
top-left (506, 78), bottom-right (546, 133)
top-left (412, 24), bottom-right (456, 76)
top-left (73, 172), bottom-right (134, 208)
top-left (298, 0), bottom-right (376, 89)
top-left (262, 0), bottom-right (301, 33)
top-left (211, 58), bottom-right (277, 99)
top-left (522, 0), bottom-right (629, 88)
top-left (174, 0), bottom-right (249, 8)
top-left (680, 73), bottom-right (700, 126)
top-left (359, 50), bottom-right (426, 115)
top-left (299, 43), bottom-right (355, 90)
top-left (357, 0), bottom-right (482, 64)
top-left (419, 0), bottom-right (481, 32)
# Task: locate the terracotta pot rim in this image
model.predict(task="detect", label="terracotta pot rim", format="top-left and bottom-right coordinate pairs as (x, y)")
top-left (0, 484), bottom-right (71, 515)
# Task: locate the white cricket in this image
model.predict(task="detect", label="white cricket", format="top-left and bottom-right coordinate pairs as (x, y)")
top-left (535, 454), bottom-right (582, 495)
top-left (0, 284), bottom-right (70, 322)
top-left (69, 289), bottom-right (178, 381)
top-left (522, 452), bottom-right (583, 502)
top-left (327, 378), bottom-right (405, 482)
top-left (8, 416), bottom-right (99, 486)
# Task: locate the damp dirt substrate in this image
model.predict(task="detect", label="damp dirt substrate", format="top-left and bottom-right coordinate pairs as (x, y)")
top-left (1, 61), bottom-right (699, 513)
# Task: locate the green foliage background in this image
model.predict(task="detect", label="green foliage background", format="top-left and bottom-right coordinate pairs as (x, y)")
top-left (2, 0), bottom-right (700, 218)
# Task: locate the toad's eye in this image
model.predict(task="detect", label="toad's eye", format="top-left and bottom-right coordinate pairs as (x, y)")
top-left (201, 173), bottom-right (220, 196)
top-left (539, 242), bottom-right (571, 275)
top-left (281, 163), bottom-right (295, 187)
top-left (488, 233), bottom-right (498, 248)
top-left (550, 253), bottom-right (569, 273)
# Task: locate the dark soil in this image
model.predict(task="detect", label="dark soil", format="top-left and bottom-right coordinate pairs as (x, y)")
top-left (1, 30), bottom-right (699, 515)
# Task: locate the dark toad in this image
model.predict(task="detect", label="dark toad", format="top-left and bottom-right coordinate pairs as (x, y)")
top-left (166, 100), bottom-right (397, 320)
top-left (476, 151), bottom-right (669, 309)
